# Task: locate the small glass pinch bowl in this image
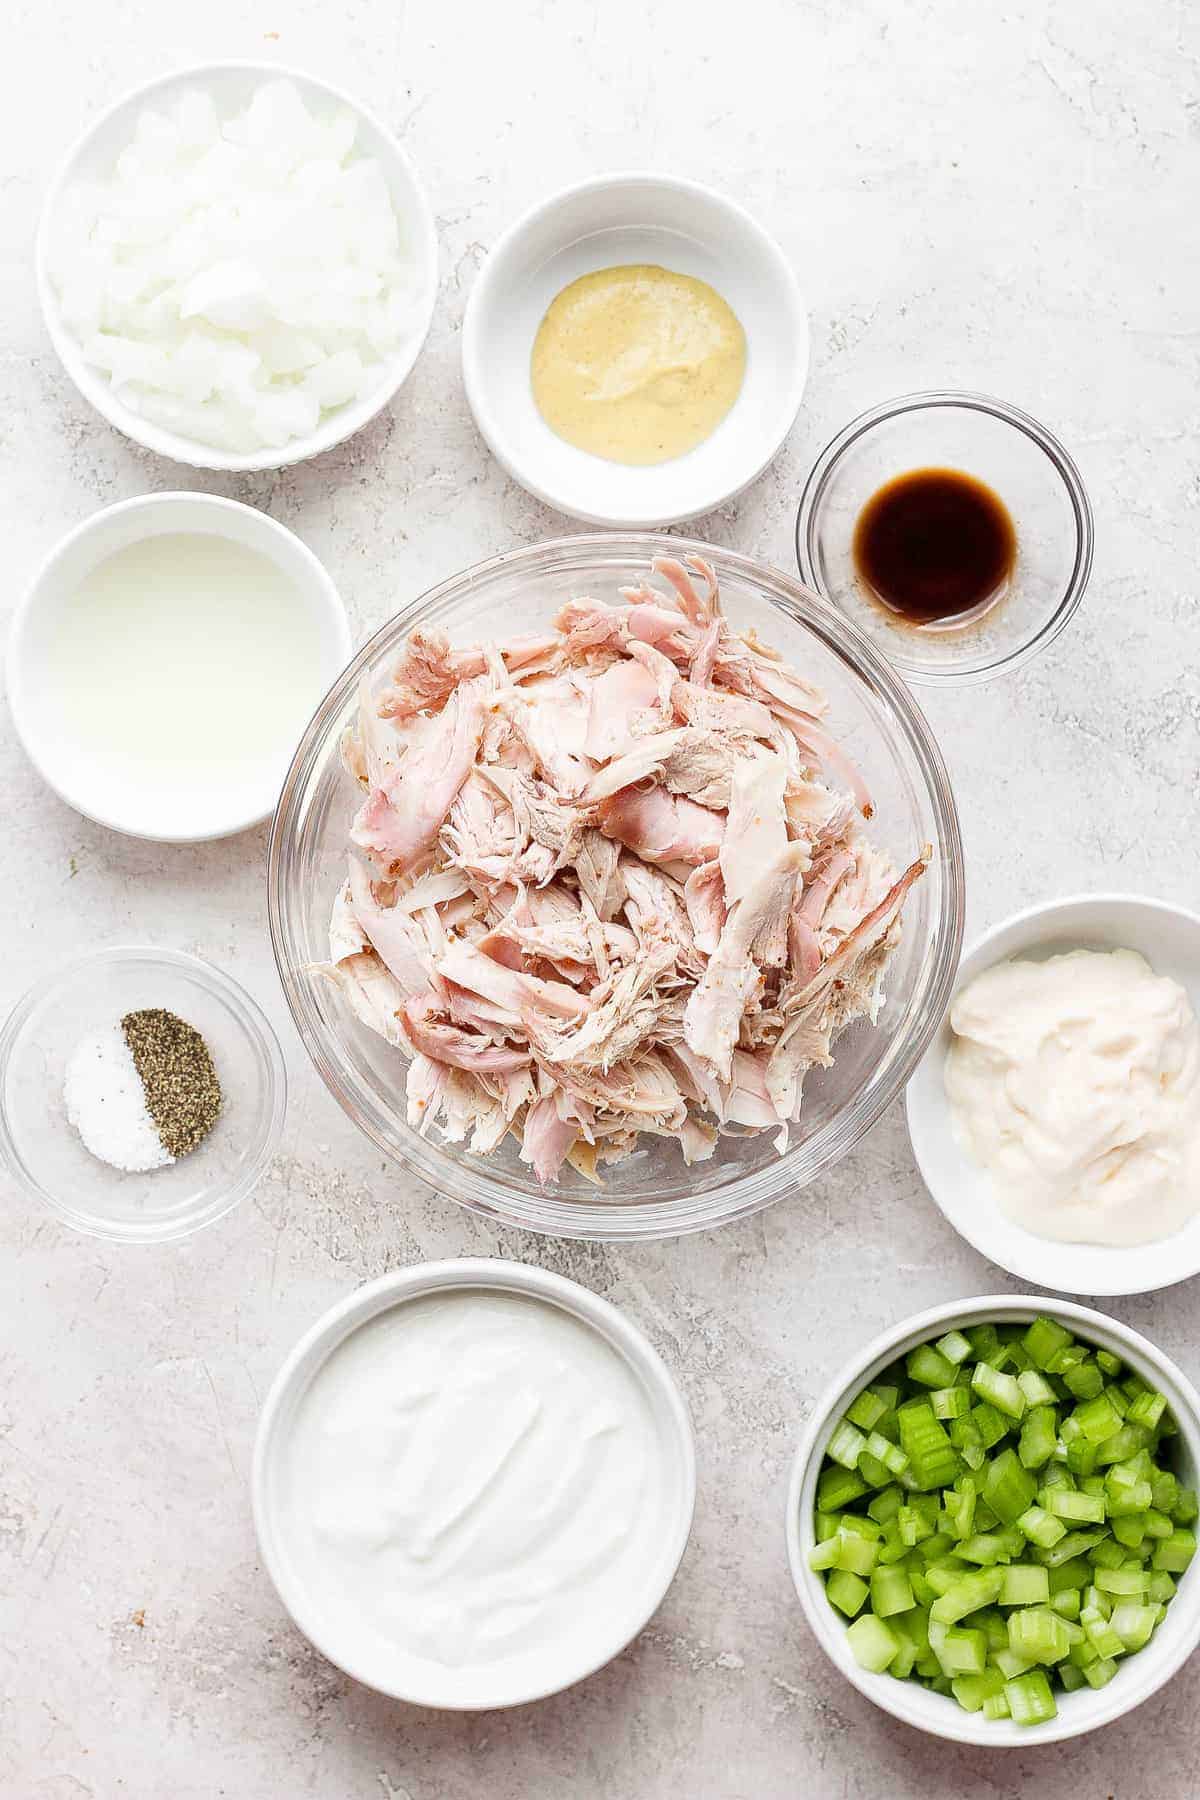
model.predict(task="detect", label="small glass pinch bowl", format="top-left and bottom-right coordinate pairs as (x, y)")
top-left (0, 946), bottom-right (286, 1242)
top-left (796, 391), bottom-right (1093, 686)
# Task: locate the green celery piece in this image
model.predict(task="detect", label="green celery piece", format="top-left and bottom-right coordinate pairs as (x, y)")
top-left (1022, 1317), bottom-right (1073, 1371)
top-left (857, 1450), bottom-right (892, 1489)
top-left (1109, 1601), bottom-right (1158, 1651)
top-left (864, 1430), bottom-right (909, 1477)
top-left (981, 1690), bottom-right (1011, 1719)
top-left (973, 1498), bottom-right (1000, 1532)
top-left (833, 1512), bottom-right (881, 1540)
top-left (1018, 1405), bottom-right (1059, 1471)
top-left (1126, 1389), bottom-right (1167, 1432)
top-left (826, 1568), bottom-right (869, 1617)
top-left (972, 1607), bottom-right (1009, 1651)
top-left (1081, 1607), bottom-right (1124, 1658)
top-left (919, 1531), bottom-right (954, 1563)
top-left (1061, 1359), bottom-right (1105, 1401)
top-left (1173, 1488), bottom-right (1199, 1525)
top-left (1152, 1529), bottom-right (1196, 1574)
top-left (1017, 1505), bottom-right (1067, 1549)
top-left (1017, 1369), bottom-right (1058, 1409)
top-left (1095, 1426), bottom-right (1151, 1467)
top-left (1088, 1536), bottom-right (1126, 1570)
top-left (1095, 1349), bottom-right (1123, 1377)
top-left (1000, 1563), bottom-right (1050, 1606)
top-left (817, 1465), bottom-right (868, 1511)
top-left (846, 1388), bottom-right (888, 1431)
top-left (888, 1633), bottom-right (917, 1679)
top-left (1043, 1486), bottom-right (1106, 1525)
top-left (907, 1343), bottom-right (959, 1389)
top-left (936, 1329), bottom-right (973, 1367)
top-left (897, 1505), bottom-right (931, 1548)
top-left (1050, 1587), bottom-right (1081, 1621)
top-left (875, 1522), bottom-right (910, 1566)
top-left (1068, 1635), bottom-right (1099, 1670)
top-left (834, 1532), bottom-right (879, 1577)
top-left (1152, 1469), bottom-right (1180, 1514)
top-left (1093, 1565), bottom-right (1150, 1597)
top-left (983, 1449), bottom-right (1037, 1524)
top-left (867, 1485), bottom-right (904, 1525)
top-left (1059, 1662), bottom-right (1086, 1692)
top-left (951, 1667), bottom-right (1006, 1711)
top-left (1045, 1555), bottom-right (1097, 1592)
top-left (1007, 1606), bottom-right (1070, 1666)
top-left (993, 1646), bottom-right (1034, 1679)
top-left (1065, 1435), bottom-right (1099, 1477)
top-left (1106, 1477), bottom-right (1153, 1520)
top-left (932, 1386), bottom-right (972, 1422)
top-left (827, 1418), bottom-right (867, 1469)
top-left (966, 1322), bottom-right (1002, 1363)
top-left (929, 1568), bottom-right (1003, 1624)
top-left (940, 1628), bottom-right (988, 1676)
top-left (925, 1559), bottom-right (972, 1596)
top-left (1083, 1583), bottom-right (1110, 1617)
top-left (1036, 1531), bottom-right (1105, 1570)
top-left (909, 1570), bottom-right (937, 1608)
top-left (1083, 1655), bottom-right (1119, 1689)
top-left (1038, 1461), bottom-right (1073, 1493)
top-left (870, 1565), bottom-right (915, 1618)
top-left (1004, 1668), bottom-right (1058, 1726)
top-left (972, 1362), bottom-right (1026, 1421)
top-left (809, 1537), bottom-right (840, 1573)
top-left (970, 1402), bottom-right (1009, 1451)
top-left (1146, 1570), bottom-right (1176, 1604)
top-left (1072, 1392), bottom-right (1123, 1445)
top-left (958, 1531), bottom-right (1020, 1567)
top-left (815, 1510), bottom-right (840, 1542)
top-left (1143, 1508), bottom-right (1174, 1540)
top-left (845, 1612), bottom-right (901, 1672)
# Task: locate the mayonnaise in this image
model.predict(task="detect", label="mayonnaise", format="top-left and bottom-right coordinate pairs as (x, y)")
top-left (277, 1289), bottom-right (672, 1692)
top-left (944, 948), bottom-right (1200, 1247)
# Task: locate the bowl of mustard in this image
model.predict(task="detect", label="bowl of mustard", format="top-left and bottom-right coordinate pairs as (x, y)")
top-left (462, 173), bottom-right (808, 527)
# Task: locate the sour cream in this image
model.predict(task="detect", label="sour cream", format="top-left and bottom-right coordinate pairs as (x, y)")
top-left (276, 1287), bottom-right (675, 1698)
top-left (944, 948), bottom-right (1200, 1247)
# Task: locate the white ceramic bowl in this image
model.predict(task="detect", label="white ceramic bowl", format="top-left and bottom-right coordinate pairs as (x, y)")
top-left (462, 174), bottom-right (808, 526)
top-left (906, 894), bottom-right (1200, 1296)
top-left (253, 1258), bottom-right (696, 1708)
top-left (786, 1295), bottom-right (1200, 1746)
top-left (7, 491), bottom-right (352, 842)
top-left (36, 61), bottom-right (438, 472)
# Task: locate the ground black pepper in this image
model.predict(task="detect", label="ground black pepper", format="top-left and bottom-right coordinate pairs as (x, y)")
top-left (120, 1009), bottom-right (221, 1159)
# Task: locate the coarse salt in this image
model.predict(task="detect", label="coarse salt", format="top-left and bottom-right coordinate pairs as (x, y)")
top-left (48, 79), bottom-right (417, 453)
top-left (64, 1025), bottom-right (174, 1173)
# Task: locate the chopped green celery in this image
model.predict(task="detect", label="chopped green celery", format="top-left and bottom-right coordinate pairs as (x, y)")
top-left (920, 1531), bottom-right (954, 1562)
top-left (1094, 1565), bottom-right (1150, 1596)
top-left (827, 1419), bottom-right (868, 1470)
top-left (936, 1329), bottom-right (973, 1367)
top-left (1058, 1661), bottom-right (1086, 1693)
top-left (973, 1498), bottom-right (1000, 1532)
top-left (1000, 1563), bottom-right (1050, 1606)
top-left (972, 1363), bottom-right (1026, 1421)
top-left (1095, 1426), bottom-right (1151, 1467)
top-left (970, 1402), bottom-right (1009, 1451)
top-left (1017, 1505), bottom-right (1067, 1549)
top-left (909, 1570), bottom-right (937, 1608)
top-left (1081, 1607), bottom-right (1124, 1658)
top-left (1018, 1406), bottom-right (1059, 1470)
top-left (1050, 1588), bottom-right (1081, 1621)
top-left (993, 1646), bottom-right (1034, 1679)
top-left (932, 1386), bottom-right (972, 1421)
top-left (888, 1633), bottom-right (917, 1678)
top-left (1022, 1317), bottom-right (1073, 1371)
top-left (844, 1612), bottom-right (901, 1672)
top-left (1043, 1486), bottom-right (1106, 1525)
top-left (1143, 1508), bottom-right (1174, 1540)
top-left (1152, 1529), bottom-right (1196, 1573)
top-left (815, 1510), bottom-right (840, 1542)
top-left (846, 1389), bottom-right (888, 1431)
top-left (875, 1523), bottom-right (909, 1566)
top-left (870, 1565), bottom-right (914, 1618)
top-left (958, 1530), bottom-right (1022, 1565)
top-left (1151, 1470), bottom-right (1180, 1514)
top-left (907, 1344), bottom-right (960, 1389)
top-left (1147, 1570), bottom-right (1176, 1603)
top-left (832, 1511), bottom-right (881, 1539)
top-left (1061, 1358), bottom-right (1105, 1401)
top-left (1068, 1636), bottom-right (1098, 1670)
top-left (1103, 1470), bottom-right (1153, 1516)
top-left (1006, 1343), bottom-right (1034, 1374)
top-left (914, 1656), bottom-right (943, 1681)
top-left (1173, 1488), bottom-right (1199, 1525)
top-left (1108, 1384), bottom-right (1130, 1419)
top-left (939, 1628), bottom-right (988, 1675)
top-left (929, 1568), bottom-right (1003, 1624)
top-left (925, 1559), bottom-right (971, 1596)
top-left (1088, 1537), bottom-right (1127, 1571)
top-left (971, 1608), bottom-right (1009, 1651)
top-left (817, 1465), bottom-right (868, 1511)
top-left (1109, 1601), bottom-right (1159, 1651)
top-left (896, 1405), bottom-right (960, 1491)
top-left (834, 1532), bottom-right (879, 1577)
top-left (867, 1485), bottom-right (904, 1525)
top-left (863, 1431), bottom-right (910, 1478)
top-left (1083, 1655), bottom-right (1119, 1689)
top-left (1072, 1392), bottom-right (1123, 1444)
top-left (951, 1667), bottom-right (1006, 1711)
top-left (1045, 1556), bottom-right (1095, 1595)
top-left (1107, 1485), bottom-right (1153, 1523)
top-left (1126, 1390), bottom-right (1167, 1432)
top-left (897, 1504), bottom-right (932, 1548)
top-left (1083, 1583), bottom-right (1110, 1616)
top-left (809, 1537), bottom-right (841, 1573)
top-left (1038, 1461), bottom-right (1074, 1493)
top-left (826, 1569), bottom-right (869, 1617)
top-left (943, 1479), bottom-right (977, 1541)
top-left (1007, 1607), bottom-right (1070, 1665)
top-left (1036, 1531), bottom-right (1105, 1570)
top-left (982, 1690), bottom-right (1011, 1719)
top-left (857, 1450), bottom-right (892, 1488)
top-left (1065, 1436), bottom-right (1100, 1477)
top-left (961, 1440), bottom-right (986, 1473)
top-left (983, 1448), bottom-right (1037, 1523)
top-left (1095, 1349), bottom-right (1123, 1377)
top-left (928, 1676), bottom-right (954, 1696)
top-left (1049, 1343), bottom-right (1088, 1375)
top-left (1005, 1668), bottom-right (1058, 1726)
top-left (966, 1322), bottom-right (1002, 1363)
top-left (1017, 1369), bottom-right (1058, 1409)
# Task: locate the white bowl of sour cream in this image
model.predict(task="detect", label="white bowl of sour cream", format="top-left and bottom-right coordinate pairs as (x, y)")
top-left (907, 894), bottom-right (1200, 1296)
top-left (462, 173), bottom-right (808, 527)
top-left (253, 1259), bottom-right (696, 1707)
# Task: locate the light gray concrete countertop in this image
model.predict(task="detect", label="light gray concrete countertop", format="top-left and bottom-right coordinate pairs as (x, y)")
top-left (2, 3), bottom-right (1198, 1796)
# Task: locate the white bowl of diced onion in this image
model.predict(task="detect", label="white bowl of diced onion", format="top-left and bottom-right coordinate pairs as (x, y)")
top-left (785, 1297), bottom-right (1200, 1745)
top-left (35, 62), bottom-right (438, 472)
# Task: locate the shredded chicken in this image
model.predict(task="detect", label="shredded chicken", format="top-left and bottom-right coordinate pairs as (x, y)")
top-left (321, 554), bottom-right (930, 1183)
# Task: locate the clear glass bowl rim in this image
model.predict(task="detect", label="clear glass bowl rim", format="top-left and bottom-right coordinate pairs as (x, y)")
top-left (0, 944), bottom-right (288, 1243)
top-left (267, 531), bottom-right (966, 1242)
top-left (794, 388), bottom-right (1094, 688)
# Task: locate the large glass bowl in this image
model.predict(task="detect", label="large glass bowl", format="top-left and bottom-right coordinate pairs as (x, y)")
top-left (267, 535), bottom-right (964, 1240)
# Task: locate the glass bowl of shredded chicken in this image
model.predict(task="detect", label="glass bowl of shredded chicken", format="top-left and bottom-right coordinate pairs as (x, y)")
top-left (268, 535), bottom-right (964, 1240)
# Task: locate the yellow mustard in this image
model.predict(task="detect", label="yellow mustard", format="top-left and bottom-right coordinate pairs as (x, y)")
top-left (530, 264), bottom-right (746, 466)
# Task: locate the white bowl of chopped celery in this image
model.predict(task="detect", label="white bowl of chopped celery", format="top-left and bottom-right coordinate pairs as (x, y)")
top-left (785, 1298), bottom-right (1200, 1744)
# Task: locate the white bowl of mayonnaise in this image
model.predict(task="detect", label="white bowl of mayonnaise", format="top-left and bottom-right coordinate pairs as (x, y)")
top-left (906, 894), bottom-right (1200, 1296)
top-left (252, 1258), bottom-right (696, 1707)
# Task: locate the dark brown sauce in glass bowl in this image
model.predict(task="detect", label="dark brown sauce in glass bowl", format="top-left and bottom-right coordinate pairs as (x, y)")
top-left (853, 467), bottom-right (1016, 628)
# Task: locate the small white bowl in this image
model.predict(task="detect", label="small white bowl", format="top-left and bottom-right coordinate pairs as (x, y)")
top-left (786, 1295), bottom-right (1200, 1746)
top-left (252, 1258), bottom-right (696, 1708)
top-left (462, 174), bottom-right (808, 527)
top-left (36, 61), bottom-right (438, 472)
top-left (7, 491), bottom-right (352, 842)
top-left (906, 894), bottom-right (1200, 1296)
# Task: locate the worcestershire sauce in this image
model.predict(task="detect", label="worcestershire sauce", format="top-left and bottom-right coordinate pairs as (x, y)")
top-left (853, 467), bottom-right (1016, 626)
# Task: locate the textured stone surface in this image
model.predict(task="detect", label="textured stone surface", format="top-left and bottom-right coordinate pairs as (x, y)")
top-left (2, 2), bottom-right (1199, 1795)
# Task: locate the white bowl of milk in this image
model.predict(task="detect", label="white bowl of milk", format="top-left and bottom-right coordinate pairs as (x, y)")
top-left (7, 491), bottom-right (351, 841)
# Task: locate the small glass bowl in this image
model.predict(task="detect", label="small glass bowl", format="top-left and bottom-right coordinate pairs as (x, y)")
top-left (0, 946), bottom-right (286, 1242)
top-left (795, 391), bottom-right (1093, 686)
